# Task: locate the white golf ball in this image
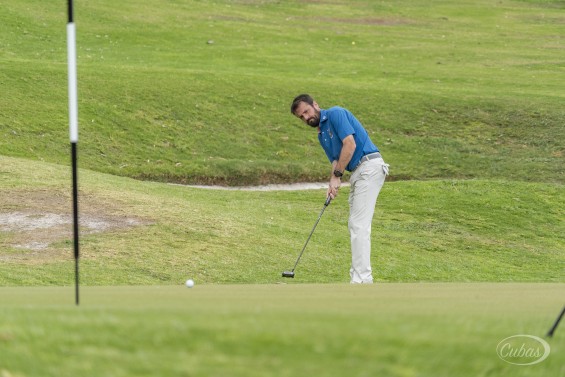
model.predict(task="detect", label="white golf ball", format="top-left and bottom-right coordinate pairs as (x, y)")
top-left (185, 279), bottom-right (194, 288)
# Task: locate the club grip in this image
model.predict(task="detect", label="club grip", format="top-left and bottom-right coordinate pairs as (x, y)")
top-left (324, 196), bottom-right (332, 206)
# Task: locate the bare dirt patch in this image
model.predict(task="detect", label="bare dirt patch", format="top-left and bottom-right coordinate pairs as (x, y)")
top-left (0, 189), bottom-right (151, 257)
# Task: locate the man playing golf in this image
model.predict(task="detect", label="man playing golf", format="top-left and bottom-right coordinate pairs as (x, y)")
top-left (290, 94), bottom-right (389, 284)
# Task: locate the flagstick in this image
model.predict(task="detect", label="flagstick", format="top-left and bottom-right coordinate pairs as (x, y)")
top-left (67, 0), bottom-right (80, 306)
top-left (71, 144), bottom-right (79, 306)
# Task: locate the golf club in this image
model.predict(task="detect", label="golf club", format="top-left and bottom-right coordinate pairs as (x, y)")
top-left (547, 305), bottom-right (565, 338)
top-left (282, 196), bottom-right (331, 278)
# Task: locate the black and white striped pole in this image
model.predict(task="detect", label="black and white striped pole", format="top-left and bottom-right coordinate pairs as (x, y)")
top-left (67, 0), bottom-right (80, 306)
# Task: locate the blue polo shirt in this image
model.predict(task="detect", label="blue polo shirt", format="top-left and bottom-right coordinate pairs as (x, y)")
top-left (318, 107), bottom-right (379, 172)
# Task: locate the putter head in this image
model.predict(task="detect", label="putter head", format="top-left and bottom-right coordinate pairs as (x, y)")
top-left (281, 271), bottom-right (295, 278)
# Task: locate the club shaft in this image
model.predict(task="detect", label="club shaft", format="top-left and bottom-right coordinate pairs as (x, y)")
top-left (292, 202), bottom-right (329, 271)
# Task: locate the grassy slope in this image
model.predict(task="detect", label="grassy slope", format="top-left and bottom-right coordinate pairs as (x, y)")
top-left (0, 284), bottom-right (563, 377)
top-left (0, 0), bottom-right (563, 185)
top-left (0, 156), bottom-right (563, 285)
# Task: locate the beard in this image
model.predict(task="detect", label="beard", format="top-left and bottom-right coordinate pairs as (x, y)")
top-left (307, 113), bottom-right (320, 128)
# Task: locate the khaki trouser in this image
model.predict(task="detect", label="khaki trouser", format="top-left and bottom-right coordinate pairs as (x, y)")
top-left (348, 157), bottom-right (388, 283)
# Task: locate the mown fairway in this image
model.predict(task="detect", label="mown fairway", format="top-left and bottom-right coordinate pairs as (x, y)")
top-left (0, 156), bottom-right (563, 286)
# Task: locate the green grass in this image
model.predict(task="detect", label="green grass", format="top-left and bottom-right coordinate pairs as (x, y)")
top-left (0, 284), bottom-right (563, 377)
top-left (1, 0), bottom-right (564, 185)
top-left (1, 1), bottom-right (564, 375)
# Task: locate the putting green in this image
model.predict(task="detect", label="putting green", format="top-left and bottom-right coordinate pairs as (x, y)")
top-left (0, 283), bottom-right (563, 377)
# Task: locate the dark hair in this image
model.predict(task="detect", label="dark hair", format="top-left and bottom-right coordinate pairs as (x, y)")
top-left (290, 94), bottom-right (315, 115)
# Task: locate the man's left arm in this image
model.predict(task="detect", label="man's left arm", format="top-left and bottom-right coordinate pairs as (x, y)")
top-left (329, 135), bottom-right (355, 198)
top-left (335, 135), bottom-right (355, 174)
